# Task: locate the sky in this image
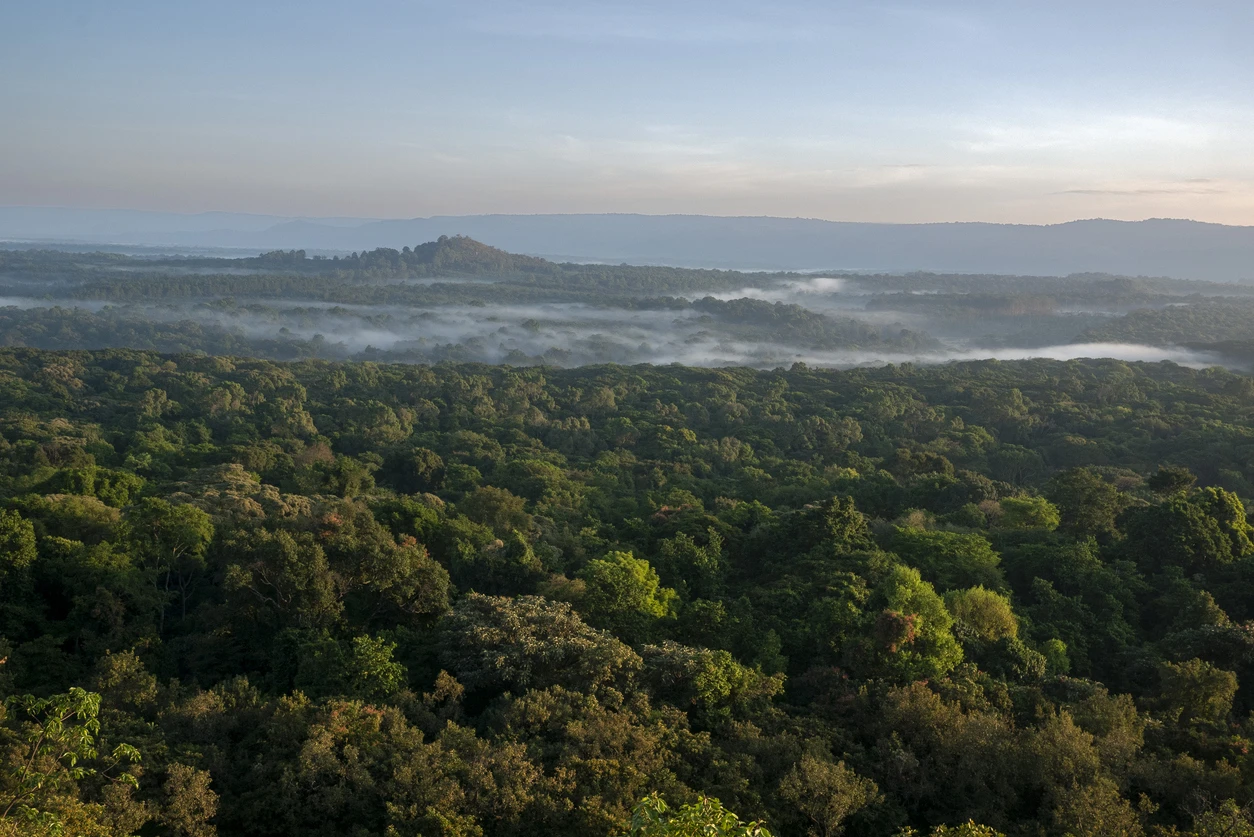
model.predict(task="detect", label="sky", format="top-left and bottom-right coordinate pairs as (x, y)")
top-left (3, 0), bottom-right (1253, 224)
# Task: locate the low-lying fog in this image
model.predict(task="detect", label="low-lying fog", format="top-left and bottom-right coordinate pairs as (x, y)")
top-left (0, 275), bottom-right (1239, 369)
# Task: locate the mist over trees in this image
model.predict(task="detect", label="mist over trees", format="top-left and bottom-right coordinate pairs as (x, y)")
top-left (2, 238), bottom-right (1253, 369)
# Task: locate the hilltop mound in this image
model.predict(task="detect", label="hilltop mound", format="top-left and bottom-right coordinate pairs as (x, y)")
top-left (349, 234), bottom-right (557, 276)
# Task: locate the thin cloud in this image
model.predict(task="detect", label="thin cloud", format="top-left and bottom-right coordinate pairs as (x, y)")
top-left (1059, 187), bottom-right (1229, 196)
top-left (960, 113), bottom-right (1216, 154)
top-left (1055, 178), bottom-right (1236, 196)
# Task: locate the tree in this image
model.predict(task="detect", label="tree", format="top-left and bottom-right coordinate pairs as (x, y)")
top-left (785, 497), bottom-right (873, 555)
top-left (640, 641), bottom-right (783, 724)
top-left (658, 529), bottom-right (726, 599)
top-left (439, 594), bottom-right (642, 695)
top-left (91, 651), bottom-right (158, 717)
top-left (1195, 487), bottom-right (1254, 559)
top-left (1183, 800), bottom-right (1254, 837)
top-left (624, 793), bottom-right (773, 837)
top-left (289, 632), bottom-right (408, 701)
top-left (888, 529), bottom-right (1004, 592)
top-left (945, 587), bottom-right (1018, 643)
top-left (450, 530), bottom-right (544, 596)
top-left (319, 505), bottom-right (451, 625)
top-left (1120, 497), bottom-right (1235, 575)
top-left (0, 688), bottom-right (141, 834)
top-left (779, 755), bottom-right (880, 837)
top-left (223, 529), bottom-right (344, 633)
top-left (995, 496), bottom-right (1059, 531)
top-left (981, 636), bottom-right (1047, 682)
top-left (578, 552), bottom-right (678, 641)
top-left (1050, 777), bottom-right (1143, 837)
top-left (867, 565), bottom-right (964, 681)
top-left (1046, 468), bottom-right (1124, 539)
top-left (1148, 466), bottom-right (1196, 495)
top-left (1156, 658), bottom-right (1237, 725)
top-left (123, 498), bottom-right (213, 630)
top-left (1041, 639), bottom-right (1071, 675)
top-left (383, 447), bottom-right (445, 493)
top-left (0, 511), bottom-right (36, 574)
top-left (0, 511), bottom-right (37, 628)
top-left (458, 486), bottom-right (532, 535)
top-left (160, 763), bottom-right (219, 837)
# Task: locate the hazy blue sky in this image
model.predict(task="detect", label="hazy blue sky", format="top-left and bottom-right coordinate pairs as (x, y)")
top-left (3, 0), bottom-right (1252, 223)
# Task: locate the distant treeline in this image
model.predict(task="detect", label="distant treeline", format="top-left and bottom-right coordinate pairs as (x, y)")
top-left (0, 236), bottom-right (793, 294)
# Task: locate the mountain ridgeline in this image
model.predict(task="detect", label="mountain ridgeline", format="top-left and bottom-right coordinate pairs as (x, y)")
top-left (7, 209), bottom-right (1254, 280)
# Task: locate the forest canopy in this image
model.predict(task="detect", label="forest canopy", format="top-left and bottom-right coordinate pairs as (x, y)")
top-left (2, 347), bottom-right (1254, 834)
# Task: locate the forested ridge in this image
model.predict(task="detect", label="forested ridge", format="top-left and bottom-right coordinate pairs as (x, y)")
top-left (2, 348), bottom-right (1254, 834)
top-left (0, 237), bottom-right (773, 295)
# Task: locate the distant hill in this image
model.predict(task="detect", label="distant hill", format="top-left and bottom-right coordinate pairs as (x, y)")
top-left (349, 234), bottom-right (555, 276)
top-left (4, 208), bottom-right (1254, 281)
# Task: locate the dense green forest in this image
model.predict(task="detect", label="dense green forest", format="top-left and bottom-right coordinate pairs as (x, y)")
top-left (4, 347), bottom-right (1254, 835)
top-left (1079, 300), bottom-right (1254, 346)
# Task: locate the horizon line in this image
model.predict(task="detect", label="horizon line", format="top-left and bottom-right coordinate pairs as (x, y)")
top-left (1, 205), bottom-right (1249, 230)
